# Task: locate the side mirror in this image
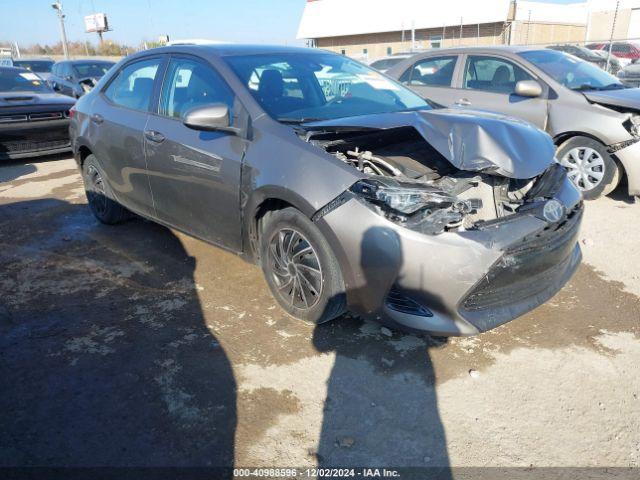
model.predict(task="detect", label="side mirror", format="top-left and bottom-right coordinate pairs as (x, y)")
top-left (183, 104), bottom-right (240, 134)
top-left (51, 82), bottom-right (60, 91)
top-left (515, 80), bottom-right (543, 98)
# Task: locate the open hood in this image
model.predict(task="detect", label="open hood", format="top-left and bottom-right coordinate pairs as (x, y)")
top-left (582, 88), bottom-right (640, 111)
top-left (304, 108), bottom-right (554, 179)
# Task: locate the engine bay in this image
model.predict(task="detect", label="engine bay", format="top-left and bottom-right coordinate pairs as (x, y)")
top-left (305, 126), bottom-right (561, 234)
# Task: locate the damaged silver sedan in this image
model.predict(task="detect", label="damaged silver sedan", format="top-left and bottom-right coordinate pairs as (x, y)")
top-left (70, 45), bottom-right (582, 336)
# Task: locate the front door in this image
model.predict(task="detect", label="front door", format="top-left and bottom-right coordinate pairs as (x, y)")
top-left (90, 56), bottom-right (165, 216)
top-left (144, 55), bottom-right (245, 250)
top-left (456, 55), bottom-right (548, 128)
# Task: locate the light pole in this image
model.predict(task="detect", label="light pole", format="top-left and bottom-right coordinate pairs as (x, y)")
top-left (606, 0), bottom-right (620, 73)
top-left (51, 2), bottom-right (69, 59)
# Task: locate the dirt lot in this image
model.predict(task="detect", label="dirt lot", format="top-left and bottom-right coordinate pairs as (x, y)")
top-left (1, 156), bottom-right (639, 471)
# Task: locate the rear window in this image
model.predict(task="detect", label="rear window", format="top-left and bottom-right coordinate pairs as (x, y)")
top-left (73, 62), bottom-right (114, 78)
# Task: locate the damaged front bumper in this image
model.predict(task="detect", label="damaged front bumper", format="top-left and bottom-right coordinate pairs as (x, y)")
top-left (316, 176), bottom-right (583, 336)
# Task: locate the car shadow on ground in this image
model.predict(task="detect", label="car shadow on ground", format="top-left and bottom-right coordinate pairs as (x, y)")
top-left (312, 226), bottom-right (452, 476)
top-left (0, 199), bottom-right (236, 475)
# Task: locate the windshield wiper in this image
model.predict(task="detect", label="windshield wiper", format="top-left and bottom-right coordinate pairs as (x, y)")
top-left (277, 117), bottom-right (323, 124)
top-left (572, 83), bottom-right (626, 92)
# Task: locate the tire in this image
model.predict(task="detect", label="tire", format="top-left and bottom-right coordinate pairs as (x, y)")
top-left (259, 207), bottom-right (347, 324)
top-left (82, 154), bottom-right (129, 224)
top-left (557, 136), bottom-right (621, 200)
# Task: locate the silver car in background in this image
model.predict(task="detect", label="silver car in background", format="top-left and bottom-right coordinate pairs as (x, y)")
top-left (387, 47), bottom-right (640, 199)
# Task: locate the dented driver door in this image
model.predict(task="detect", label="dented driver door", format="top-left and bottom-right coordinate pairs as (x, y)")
top-left (144, 55), bottom-right (244, 251)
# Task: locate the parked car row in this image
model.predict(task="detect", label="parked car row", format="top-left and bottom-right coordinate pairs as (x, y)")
top-left (3, 43), bottom-right (637, 336)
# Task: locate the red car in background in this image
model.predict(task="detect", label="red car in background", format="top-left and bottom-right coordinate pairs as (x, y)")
top-left (586, 42), bottom-right (640, 66)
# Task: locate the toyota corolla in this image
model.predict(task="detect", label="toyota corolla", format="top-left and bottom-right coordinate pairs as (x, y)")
top-left (70, 44), bottom-right (583, 336)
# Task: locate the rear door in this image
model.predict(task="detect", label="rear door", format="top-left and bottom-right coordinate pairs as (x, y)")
top-left (397, 55), bottom-right (462, 106)
top-left (144, 55), bottom-right (245, 250)
top-left (456, 54), bottom-right (548, 128)
top-left (89, 56), bottom-right (166, 217)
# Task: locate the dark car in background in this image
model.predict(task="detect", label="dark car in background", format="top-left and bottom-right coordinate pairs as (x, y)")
top-left (70, 44), bottom-right (582, 336)
top-left (387, 47), bottom-right (640, 199)
top-left (49, 59), bottom-right (115, 98)
top-left (11, 58), bottom-right (55, 81)
top-left (0, 66), bottom-right (75, 160)
top-left (547, 44), bottom-right (619, 74)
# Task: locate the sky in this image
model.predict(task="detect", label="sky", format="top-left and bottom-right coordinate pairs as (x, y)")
top-left (1, 0), bottom-right (585, 48)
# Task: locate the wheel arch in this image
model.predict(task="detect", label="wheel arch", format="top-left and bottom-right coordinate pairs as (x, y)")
top-left (241, 186), bottom-right (318, 264)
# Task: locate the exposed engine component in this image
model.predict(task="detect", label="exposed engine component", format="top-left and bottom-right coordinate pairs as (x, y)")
top-left (305, 126), bottom-right (566, 234)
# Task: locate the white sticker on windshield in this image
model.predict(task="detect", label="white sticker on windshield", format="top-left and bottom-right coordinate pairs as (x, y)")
top-left (20, 72), bottom-right (40, 81)
top-left (357, 73), bottom-right (400, 91)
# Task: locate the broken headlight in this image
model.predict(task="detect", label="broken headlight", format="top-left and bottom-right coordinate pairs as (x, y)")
top-left (350, 178), bottom-right (456, 215)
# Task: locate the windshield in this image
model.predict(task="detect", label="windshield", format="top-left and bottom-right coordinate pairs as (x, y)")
top-left (520, 49), bottom-right (624, 91)
top-left (224, 52), bottom-right (429, 122)
top-left (72, 62), bottom-right (114, 78)
top-left (13, 60), bottom-right (54, 73)
top-left (0, 69), bottom-right (51, 93)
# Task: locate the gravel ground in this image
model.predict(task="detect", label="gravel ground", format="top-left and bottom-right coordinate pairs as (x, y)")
top-left (0, 157), bottom-right (639, 472)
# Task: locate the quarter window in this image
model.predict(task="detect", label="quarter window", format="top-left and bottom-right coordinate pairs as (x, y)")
top-left (399, 56), bottom-right (457, 87)
top-left (463, 56), bottom-right (533, 94)
top-left (103, 58), bottom-right (162, 111)
top-left (158, 58), bottom-right (235, 119)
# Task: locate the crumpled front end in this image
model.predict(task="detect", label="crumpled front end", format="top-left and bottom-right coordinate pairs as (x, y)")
top-left (304, 110), bottom-right (583, 335)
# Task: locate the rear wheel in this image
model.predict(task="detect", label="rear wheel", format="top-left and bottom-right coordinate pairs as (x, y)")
top-left (259, 207), bottom-right (346, 324)
top-left (82, 154), bottom-right (129, 224)
top-left (557, 136), bottom-right (621, 199)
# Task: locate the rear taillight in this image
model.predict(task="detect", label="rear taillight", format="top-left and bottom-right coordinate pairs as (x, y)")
top-left (69, 107), bottom-right (76, 119)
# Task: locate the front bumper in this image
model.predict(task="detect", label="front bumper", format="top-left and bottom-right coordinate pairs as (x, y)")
top-left (611, 139), bottom-right (640, 196)
top-left (0, 119), bottom-right (71, 161)
top-left (316, 177), bottom-right (583, 336)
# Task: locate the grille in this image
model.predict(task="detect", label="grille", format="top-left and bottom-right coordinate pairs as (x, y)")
top-left (385, 286), bottom-right (433, 317)
top-left (0, 111), bottom-right (68, 123)
top-left (1, 138), bottom-right (70, 153)
top-left (462, 206), bottom-right (582, 313)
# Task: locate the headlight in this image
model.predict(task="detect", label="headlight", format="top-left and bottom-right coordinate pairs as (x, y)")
top-left (350, 178), bottom-right (456, 215)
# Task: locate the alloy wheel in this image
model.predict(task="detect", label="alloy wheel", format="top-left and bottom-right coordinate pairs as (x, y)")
top-left (268, 228), bottom-right (323, 310)
top-left (85, 164), bottom-right (108, 217)
top-left (560, 146), bottom-right (605, 191)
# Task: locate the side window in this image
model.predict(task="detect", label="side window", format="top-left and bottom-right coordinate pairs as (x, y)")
top-left (103, 58), bottom-right (161, 111)
top-left (463, 56), bottom-right (533, 94)
top-left (62, 63), bottom-right (73, 79)
top-left (400, 56), bottom-right (457, 87)
top-left (159, 58), bottom-right (235, 119)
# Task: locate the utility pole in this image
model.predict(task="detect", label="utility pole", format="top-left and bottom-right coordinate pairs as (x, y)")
top-left (606, 0), bottom-right (620, 73)
top-left (51, 2), bottom-right (69, 59)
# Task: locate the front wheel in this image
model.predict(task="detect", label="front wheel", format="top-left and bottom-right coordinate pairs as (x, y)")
top-left (557, 136), bottom-right (621, 200)
top-left (259, 207), bottom-right (346, 324)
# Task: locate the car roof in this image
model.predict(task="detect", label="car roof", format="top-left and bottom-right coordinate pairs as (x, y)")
top-left (130, 43), bottom-right (329, 59)
top-left (13, 58), bottom-right (53, 62)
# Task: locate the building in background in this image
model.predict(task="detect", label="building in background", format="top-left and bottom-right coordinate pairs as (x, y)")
top-left (586, 0), bottom-right (640, 41)
top-left (297, 0), bottom-right (636, 60)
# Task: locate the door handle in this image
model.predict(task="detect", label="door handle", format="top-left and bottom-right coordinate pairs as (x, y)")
top-left (455, 98), bottom-right (472, 106)
top-left (144, 130), bottom-right (165, 143)
top-left (90, 113), bottom-right (104, 124)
